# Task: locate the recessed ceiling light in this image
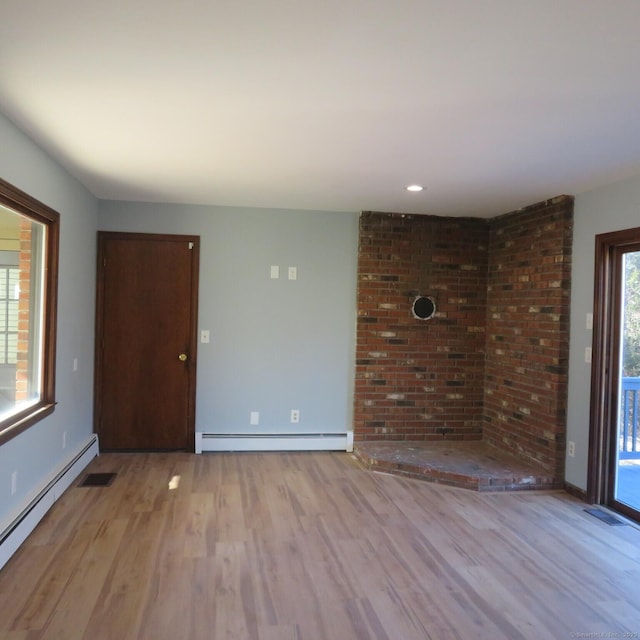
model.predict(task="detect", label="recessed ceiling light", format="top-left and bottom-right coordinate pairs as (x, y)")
top-left (406, 184), bottom-right (424, 192)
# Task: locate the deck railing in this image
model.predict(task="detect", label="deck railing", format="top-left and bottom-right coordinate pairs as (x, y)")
top-left (621, 377), bottom-right (640, 460)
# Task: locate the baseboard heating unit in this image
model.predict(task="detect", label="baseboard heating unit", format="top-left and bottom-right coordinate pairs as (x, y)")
top-left (0, 434), bottom-right (99, 571)
top-left (195, 432), bottom-right (354, 454)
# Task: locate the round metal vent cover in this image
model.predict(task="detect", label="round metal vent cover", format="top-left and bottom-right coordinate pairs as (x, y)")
top-left (412, 295), bottom-right (436, 320)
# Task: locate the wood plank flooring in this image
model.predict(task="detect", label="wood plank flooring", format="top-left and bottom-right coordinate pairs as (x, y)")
top-left (1, 451), bottom-right (639, 639)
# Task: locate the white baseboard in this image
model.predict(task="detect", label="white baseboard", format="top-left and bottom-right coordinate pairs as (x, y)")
top-left (195, 431), bottom-right (354, 454)
top-left (0, 434), bottom-right (99, 572)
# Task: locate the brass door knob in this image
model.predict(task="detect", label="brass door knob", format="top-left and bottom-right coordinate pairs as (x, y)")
top-left (178, 353), bottom-right (188, 362)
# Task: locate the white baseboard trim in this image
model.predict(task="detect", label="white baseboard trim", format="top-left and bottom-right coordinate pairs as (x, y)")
top-left (0, 433), bottom-right (99, 572)
top-left (195, 431), bottom-right (354, 454)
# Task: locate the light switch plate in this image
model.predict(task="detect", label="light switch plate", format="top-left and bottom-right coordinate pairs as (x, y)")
top-left (201, 330), bottom-right (210, 343)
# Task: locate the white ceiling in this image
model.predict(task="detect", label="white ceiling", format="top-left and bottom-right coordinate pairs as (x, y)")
top-left (1, 1), bottom-right (640, 217)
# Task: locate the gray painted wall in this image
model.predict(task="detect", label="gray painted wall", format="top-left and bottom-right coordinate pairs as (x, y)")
top-left (566, 173), bottom-right (640, 490)
top-left (98, 202), bottom-right (359, 438)
top-left (0, 112), bottom-right (98, 529)
top-left (3, 95), bottom-right (640, 512)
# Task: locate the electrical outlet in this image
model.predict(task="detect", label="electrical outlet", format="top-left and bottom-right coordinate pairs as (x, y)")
top-left (250, 411), bottom-right (259, 426)
top-left (270, 265), bottom-right (280, 279)
top-left (291, 409), bottom-right (300, 423)
top-left (568, 441), bottom-right (575, 457)
top-left (11, 471), bottom-right (17, 496)
top-left (288, 266), bottom-right (297, 280)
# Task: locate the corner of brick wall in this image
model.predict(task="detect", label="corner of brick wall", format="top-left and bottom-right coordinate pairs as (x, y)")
top-left (352, 196), bottom-right (573, 477)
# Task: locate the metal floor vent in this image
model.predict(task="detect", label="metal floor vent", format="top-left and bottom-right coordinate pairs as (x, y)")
top-left (78, 473), bottom-right (116, 487)
top-left (584, 508), bottom-right (626, 526)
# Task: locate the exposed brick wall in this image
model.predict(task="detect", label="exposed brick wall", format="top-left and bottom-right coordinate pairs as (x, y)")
top-left (483, 196), bottom-right (573, 476)
top-left (354, 212), bottom-right (489, 441)
top-left (16, 219), bottom-right (32, 402)
top-left (353, 196), bottom-right (573, 477)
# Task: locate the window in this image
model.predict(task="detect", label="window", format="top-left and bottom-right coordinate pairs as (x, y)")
top-left (0, 262), bottom-right (19, 366)
top-left (0, 178), bottom-right (59, 445)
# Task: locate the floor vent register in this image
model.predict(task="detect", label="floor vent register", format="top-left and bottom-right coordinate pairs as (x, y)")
top-left (584, 508), bottom-right (626, 526)
top-left (78, 472), bottom-right (117, 487)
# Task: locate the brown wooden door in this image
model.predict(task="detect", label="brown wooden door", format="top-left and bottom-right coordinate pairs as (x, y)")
top-left (95, 232), bottom-right (199, 450)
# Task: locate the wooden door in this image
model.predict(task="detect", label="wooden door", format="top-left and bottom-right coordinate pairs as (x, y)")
top-left (95, 232), bottom-right (199, 450)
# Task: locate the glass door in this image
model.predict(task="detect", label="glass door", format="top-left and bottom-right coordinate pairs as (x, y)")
top-left (612, 249), bottom-right (640, 516)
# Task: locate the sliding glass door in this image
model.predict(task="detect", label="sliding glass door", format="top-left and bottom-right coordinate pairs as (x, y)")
top-left (591, 228), bottom-right (640, 523)
top-left (613, 249), bottom-right (640, 514)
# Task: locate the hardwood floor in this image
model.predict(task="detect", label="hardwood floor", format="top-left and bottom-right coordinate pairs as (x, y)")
top-left (1, 451), bottom-right (639, 639)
